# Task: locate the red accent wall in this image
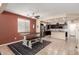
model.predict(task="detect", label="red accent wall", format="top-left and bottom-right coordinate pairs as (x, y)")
top-left (0, 11), bottom-right (36, 45)
top-left (30, 19), bottom-right (36, 33)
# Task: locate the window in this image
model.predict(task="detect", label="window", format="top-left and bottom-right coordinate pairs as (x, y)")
top-left (18, 18), bottom-right (30, 32)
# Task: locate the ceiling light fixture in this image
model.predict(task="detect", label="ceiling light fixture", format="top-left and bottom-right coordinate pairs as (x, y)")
top-left (0, 3), bottom-right (2, 7)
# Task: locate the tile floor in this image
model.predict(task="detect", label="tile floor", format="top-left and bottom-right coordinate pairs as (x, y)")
top-left (36, 36), bottom-right (79, 55)
top-left (0, 45), bottom-right (14, 55)
top-left (0, 32), bottom-right (79, 55)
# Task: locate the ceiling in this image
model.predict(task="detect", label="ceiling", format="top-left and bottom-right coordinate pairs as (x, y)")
top-left (4, 3), bottom-right (79, 20)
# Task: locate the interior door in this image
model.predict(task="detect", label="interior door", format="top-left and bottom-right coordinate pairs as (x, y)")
top-left (75, 23), bottom-right (79, 48)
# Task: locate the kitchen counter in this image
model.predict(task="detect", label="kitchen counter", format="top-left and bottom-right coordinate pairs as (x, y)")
top-left (50, 29), bottom-right (66, 32)
top-left (51, 31), bottom-right (65, 40)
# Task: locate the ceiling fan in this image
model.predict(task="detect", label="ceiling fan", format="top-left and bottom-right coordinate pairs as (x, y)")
top-left (34, 15), bottom-right (40, 19)
top-left (31, 9), bottom-right (40, 19)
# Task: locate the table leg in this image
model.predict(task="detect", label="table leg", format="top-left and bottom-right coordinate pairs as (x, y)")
top-left (28, 40), bottom-right (32, 49)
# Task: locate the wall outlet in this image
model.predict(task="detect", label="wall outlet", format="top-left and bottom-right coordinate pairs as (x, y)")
top-left (14, 37), bottom-right (17, 40)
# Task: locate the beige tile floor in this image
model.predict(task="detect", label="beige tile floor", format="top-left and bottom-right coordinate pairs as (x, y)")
top-left (0, 32), bottom-right (79, 55)
top-left (36, 36), bottom-right (79, 55)
top-left (0, 45), bottom-right (15, 55)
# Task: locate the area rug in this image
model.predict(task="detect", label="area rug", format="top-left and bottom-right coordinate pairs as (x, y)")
top-left (8, 40), bottom-right (51, 55)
